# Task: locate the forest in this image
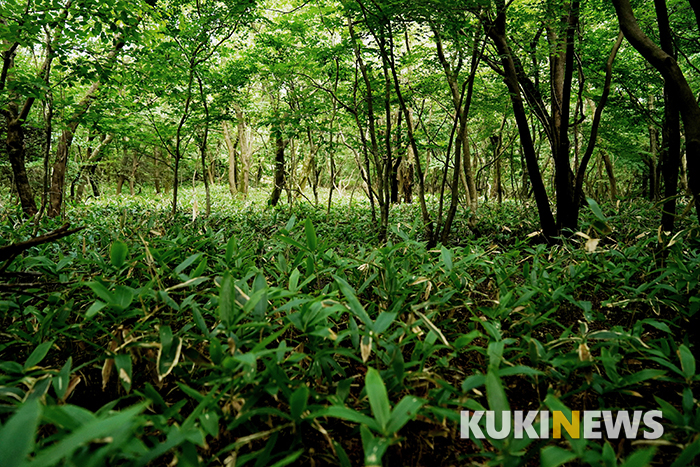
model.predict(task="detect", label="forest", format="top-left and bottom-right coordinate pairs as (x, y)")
top-left (1, 0), bottom-right (700, 465)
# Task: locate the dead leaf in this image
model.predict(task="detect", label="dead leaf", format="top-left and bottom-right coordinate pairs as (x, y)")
top-left (423, 281), bottom-right (433, 300)
top-left (585, 238), bottom-right (600, 253)
top-left (578, 342), bottom-right (592, 362)
top-left (360, 336), bottom-right (372, 363)
top-left (62, 375), bottom-right (82, 402)
top-left (102, 358), bottom-right (114, 391)
top-left (118, 368), bottom-right (132, 385)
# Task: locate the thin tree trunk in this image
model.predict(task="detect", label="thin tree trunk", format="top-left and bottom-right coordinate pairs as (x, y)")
top-left (223, 120), bottom-right (238, 196)
top-left (153, 146), bottom-right (161, 194)
top-left (612, 0), bottom-right (700, 222)
top-left (1, 0), bottom-right (73, 218)
top-left (48, 30), bottom-right (130, 217)
top-left (269, 130), bottom-right (286, 206)
top-left (484, 4), bottom-right (557, 239)
top-left (196, 73), bottom-right (211, 216)
top-left (572, 31), bottom-right (624, 214)
top-left (655, 0), bottom-right (681, 232)
top-left (601, 149), bottom-right (618, 200)
top-left (6, 120), bottom-right (38, 215)
top-left (234, 103), bottom-right (250, 195)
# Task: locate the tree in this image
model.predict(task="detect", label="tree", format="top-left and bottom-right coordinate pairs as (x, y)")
top-left (612, 0), bottom-right (700, 224)
top-left (1, 0), bottom-right (73, 217)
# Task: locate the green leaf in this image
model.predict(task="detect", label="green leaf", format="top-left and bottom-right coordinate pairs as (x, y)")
top-left (209, 338), bottom-right (223, 365)
top-left (225, 236), bottom-right (236, 263)
top-left (252, 272), bottom-right (268, 321)
top-left (386, 395), bottom-right (425, 434)
top-left (678, 345), bottom-right (695, 380)
top-left (485, 370), bottom-right (510, 415)
top-left (305, 218), bottom-right (317, 251)
top-left (199, 412), bottom-right (219, 438)
top-left (53, 357), bottom-right (72, 400)
top-left (360, 424), bottom-right (389, 467)
top-left (113, 285), bottom-right (134, 309)
top-left (289, 386), bottom-right (309, 420)
top-left (86, 300), bottom-right (107, 318)
top-left (365, 367), bottom-right (391, 434)
top-left (284, 215), bottom-right (297, 232)
top-left (24, 340), bottom-right (54, 370)
top-left (114, 353), bottom-right (132, 393)
top-left (268, 449), bottom-right (303, 467)
top-left (191, 303), bottom-right (208, 337)
top-left (316, 406), bottom-right (382, 432)
top-left (0, 399), bottom-right (42, 467)
top-left (601, 441), bottom-right (617, 467)
top-left (620, 447), bottom-right (655, 467)
top-left (541, 446), bottom-right (577, 467)
top-left (87, 281), bottom-right (115, 305)
top-left (670, 438), bottom-right (700, 467)
top-left (174, 253), bottom-right (202, 275)
top-left (440, 246), bottom-right (453, 272)
top-left (462, 374), bottom-right (486, 392)
top-left (587, 197), bottom-right (607, 223)
top-left (219, 273), bottom-right (234, 327)
top-left (373, 312), bottom-right (397, 335)
top-left (621, 369), bottom-right (665, 386)
top-left (159, 325), bottom-right (173, 355)
top-left (289, 268), bottom-right (300, 292)
top-left (654, 396), bottom-right (684, 426)
top-left (110, 240), bottom-right (128, 268)
top-left (497, 365), bottom-right (545, 377)
top-left (29, 403), bottom-right (145, 466)
top-left (334, 275), bottom-right (372, 329)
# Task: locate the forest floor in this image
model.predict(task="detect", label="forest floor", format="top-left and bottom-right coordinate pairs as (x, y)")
top-left (1, 186), bottom-right (699, 466)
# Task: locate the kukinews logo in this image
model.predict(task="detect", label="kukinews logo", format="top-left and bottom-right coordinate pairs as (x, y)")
top-left (461, 410), bottom-right (663, 440)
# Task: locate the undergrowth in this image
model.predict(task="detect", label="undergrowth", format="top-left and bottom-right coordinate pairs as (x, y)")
top-left (0, 187), bottom-right (699, 466)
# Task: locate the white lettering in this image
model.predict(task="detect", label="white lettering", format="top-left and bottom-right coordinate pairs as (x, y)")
top-left (643, 410), bottom-right (664, 439)
top-left (514, 411), bottom-right (540, 439)
top-left (461, 411), bottom-right (485, 439)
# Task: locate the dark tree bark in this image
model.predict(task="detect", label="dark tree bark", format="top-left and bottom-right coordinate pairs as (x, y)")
top-left (47, 34), bottom-right (127, 218)
top-left (601, 149), bottom-right (618, 200)
top-left (483, 2), bottom-right (557, 239)
top-left (1, 0), bottom-right (73, 218)
top-left (572, 32), bottom-right (624, 214)
top-left (6, 119), bottom-right (37, 215)
top-left (612, 0), bottom-right (700, 222)
top-left (269, 130), bottom-right (286, 207)
top-left (548, 2), bottom-right (579, 231)
top-left (654, 0), bottom-right (682, 232)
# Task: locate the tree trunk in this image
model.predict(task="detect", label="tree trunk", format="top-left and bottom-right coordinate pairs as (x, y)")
top-left (484, 5), bottom-right (557, 239)
top-left (612, 0), bottom-right (700, 222)
top-left (269, 130), bottom-right (286, 206)
top-left (48, 120), bottom-right (79, 216)
top-left (647, 96), bottom-right (661, 201)
top-left (348, 14), bottom-right (386, 239)
top-left (572, 31), bottom-right (624, 214)
top-left (6, 119), bottom-right (38, 215)
top-left (234, 103), bottom-right (250, 195)
top-left (223, 120), bottom-right (238, 196)
top-left (48, 30), bottom-right (129, 217)
top-left (1, 0), bottom-right (73, 218)
top-left (548, 1), bottom-right (581, 232)
top-left (601, 149), bottom-right (618, 200)
top-left (129, 148), bottom-right (138, 196)
top-left (655, 0), bottom-right (681, 232)
top-left (153, 146), bottom-right (161, 194)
